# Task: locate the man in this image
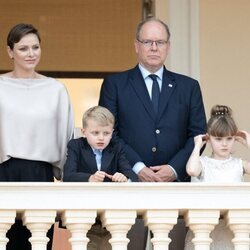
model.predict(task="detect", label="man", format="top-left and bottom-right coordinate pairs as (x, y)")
top-left (99, 17), bottom-right (206, 249)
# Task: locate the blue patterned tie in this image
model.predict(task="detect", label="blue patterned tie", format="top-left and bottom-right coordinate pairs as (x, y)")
top-left (149, 74), bottom-right (160, 114)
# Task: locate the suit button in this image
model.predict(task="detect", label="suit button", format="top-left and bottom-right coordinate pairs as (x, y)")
top-left (152, 147), bottom-right (157, 152)
top-left (156, 129), bottom-right (160, 134)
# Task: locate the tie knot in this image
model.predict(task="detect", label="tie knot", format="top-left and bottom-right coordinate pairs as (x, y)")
top-left (148, 74), bottom-right (158, 81)
top-left (148, 74), bottom-right (160, 114)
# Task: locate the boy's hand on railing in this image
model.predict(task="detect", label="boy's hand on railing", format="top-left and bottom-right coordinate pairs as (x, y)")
top-left (89, 171), bottom-right (106, 182)
top-left (111, 172), bottom-right (128, 182)
top-left (104, 173), bottom-right (113, 180)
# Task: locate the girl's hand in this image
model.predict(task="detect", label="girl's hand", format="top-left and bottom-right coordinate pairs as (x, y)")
top-left (111, 172), bottom-right (128, 182)
top-left (89, 171), bottom-right (106, 182)
top-left (194, 134), bottom-right (208, 149)
top-left (236, 130), bottom-right (250, 148)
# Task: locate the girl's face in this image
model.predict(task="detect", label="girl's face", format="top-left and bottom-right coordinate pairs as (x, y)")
top-left (7, 33), bottom-right (41, 72)
top-left (209, 135), bottom-right (235, 160)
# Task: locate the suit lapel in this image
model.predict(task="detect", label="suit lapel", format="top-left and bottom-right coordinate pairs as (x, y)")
top-left (100, 145), bottom-right (114, 173)
top-left (129, 66), bottom-right (156, 120)
top-left (81, 139), bottom-right (98, 173)
top-left (157, 68), bottom-right (176, 120)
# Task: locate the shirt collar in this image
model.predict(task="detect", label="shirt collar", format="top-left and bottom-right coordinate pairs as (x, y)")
top-left (138, 64), bottom-right (164, 81)
top-left (92, 147), bottom-right (103, 155)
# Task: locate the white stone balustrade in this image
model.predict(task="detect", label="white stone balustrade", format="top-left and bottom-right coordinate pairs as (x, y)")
top-left (0, 210), bottom-right (16, 249)
top-left (184, 209), bottom-right (220, 250)
top-left (144, 209), bottom-right (178, 250)
top-left (101, 210), bottom-right (137, 250)
top-left (61, 210), bottom-right (97, 250)
top-left (0, 182), bottom-right (250, 250)
top-left (225, 210), bottom-right (250, 250)
top-left (22, 210), bottom-right (56, 250)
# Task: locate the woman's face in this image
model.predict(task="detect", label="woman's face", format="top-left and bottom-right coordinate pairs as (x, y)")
top-left (8, 33), bottom-right (41, 72)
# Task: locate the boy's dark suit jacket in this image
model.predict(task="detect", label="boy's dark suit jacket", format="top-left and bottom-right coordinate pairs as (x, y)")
top-left (63, 137), bottom-right (138, 182)
top-left (99, 65), bottom-right (207, 181)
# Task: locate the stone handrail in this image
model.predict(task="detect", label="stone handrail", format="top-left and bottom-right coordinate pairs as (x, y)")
top-left (0, 182), bottom-right (250, 250)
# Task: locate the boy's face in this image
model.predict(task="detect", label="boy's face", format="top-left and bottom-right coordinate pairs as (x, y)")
top-left (81, 119), bottom-right (113, 150)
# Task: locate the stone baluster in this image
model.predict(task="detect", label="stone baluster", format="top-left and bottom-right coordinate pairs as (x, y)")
top-left (101, 210), bottom-right (137, 250)
top-left (0, 210), bottom-right (16, 250)
top-left (22, 210), bottom-right (56, 250)
top-left (225, 210), bottom-right (250, 250)
top-left (143, 210), bottom-right (178, 250)
top-left (185, 209), bottom-right (220, 250)
top-left (61, 210), bottom-right (97, 250)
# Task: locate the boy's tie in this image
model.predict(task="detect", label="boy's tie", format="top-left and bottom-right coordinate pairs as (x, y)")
top-left (149, 74), bottom-right (160, 114)
top-left (94, 149), bottom-right (102, 170)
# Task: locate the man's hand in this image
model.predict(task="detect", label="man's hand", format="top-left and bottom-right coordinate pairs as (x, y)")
top-left (138, 167), bottom-right (162, 182)
top-left (150, 165), bottom-right (176, 182)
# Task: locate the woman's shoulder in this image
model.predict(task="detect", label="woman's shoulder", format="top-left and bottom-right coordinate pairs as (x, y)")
top-left (39, 76), bottom-right (68, 91)
top-left (0, 72), bottom-right (46, 79)
top-left (0, 72), bottom-right (14, 80)
top-left (0, 72), bottom-right (11, 77)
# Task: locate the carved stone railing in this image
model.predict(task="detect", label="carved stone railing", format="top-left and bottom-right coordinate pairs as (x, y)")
top-left (0, 183), bottom-right (250, 250)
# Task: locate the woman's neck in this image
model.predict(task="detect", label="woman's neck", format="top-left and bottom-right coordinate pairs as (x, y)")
top-left (11, 70), bottom-right (38, 79)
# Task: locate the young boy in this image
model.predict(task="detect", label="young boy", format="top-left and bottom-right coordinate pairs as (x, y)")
top-left (63, 105), bottom-right (138, 182)
top-left (63, 106), bottom-right (138, 249)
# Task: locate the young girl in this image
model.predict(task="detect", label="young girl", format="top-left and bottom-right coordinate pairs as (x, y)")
top-left (184, 104), bottom-right (250, 250)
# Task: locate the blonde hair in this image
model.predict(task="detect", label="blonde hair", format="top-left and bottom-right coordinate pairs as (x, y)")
top-left (207, 105), bottom-right (238, 137)
top-left (82, 106), bottom-right (114, 128)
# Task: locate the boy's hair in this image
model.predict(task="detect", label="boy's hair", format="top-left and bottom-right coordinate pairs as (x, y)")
top-left (207, 105), bottom-right (238, 137)
top-left (82, 106), bottom-right (114, 128)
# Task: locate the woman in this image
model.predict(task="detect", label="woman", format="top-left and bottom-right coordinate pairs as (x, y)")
top-left (0, 23), bottom-right (74, 249)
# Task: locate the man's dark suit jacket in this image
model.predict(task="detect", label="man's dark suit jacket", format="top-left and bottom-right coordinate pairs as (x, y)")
top-left (63, 137), bottom-right (138, 182)
top-left (99, 65), bottom-right (207, 181)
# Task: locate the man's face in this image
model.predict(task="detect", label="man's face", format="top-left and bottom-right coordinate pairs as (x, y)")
top-left (135, 20), bottom-right (170, 73)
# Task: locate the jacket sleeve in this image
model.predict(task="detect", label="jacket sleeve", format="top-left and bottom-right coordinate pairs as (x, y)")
top-left (115, 143), bottom-right (138, 182)
top-left (63, 140), bottom-right (92, 182)
top-left (168, 81), bottom-right (207, 181)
